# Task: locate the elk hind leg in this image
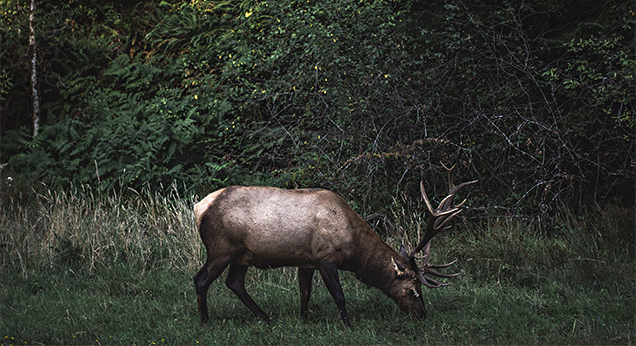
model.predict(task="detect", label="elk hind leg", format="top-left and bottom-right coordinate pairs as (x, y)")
top-left (194, 255), bottom-right (233, 324)
top-left (225, 261), bottom-right (270, 322)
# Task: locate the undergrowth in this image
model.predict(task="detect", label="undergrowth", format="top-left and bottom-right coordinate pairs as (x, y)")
top-left (0, 184), bottom-right (203, 274)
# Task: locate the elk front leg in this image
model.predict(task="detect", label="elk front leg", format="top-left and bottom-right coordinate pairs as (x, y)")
top-left (225, 261), bottom-right (270, 322)
top-left (298, 267), bottom-right (315, 319)
top-left (318, 264), bottom-right (351, 328)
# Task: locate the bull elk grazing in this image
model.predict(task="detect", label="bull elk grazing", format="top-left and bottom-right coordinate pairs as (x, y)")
top-left (193, 164), bottom-right (476, 327)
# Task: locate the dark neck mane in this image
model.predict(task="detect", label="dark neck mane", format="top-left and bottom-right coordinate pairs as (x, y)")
top-left (344, 229), bottom-right (400, 294)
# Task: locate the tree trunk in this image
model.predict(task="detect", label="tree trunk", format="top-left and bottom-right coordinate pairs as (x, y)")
top-left (29, 0), bottom-right (40, 137)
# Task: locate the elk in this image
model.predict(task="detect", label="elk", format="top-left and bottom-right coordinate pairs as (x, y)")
top-left (193, 164), bottom-right (476, 327)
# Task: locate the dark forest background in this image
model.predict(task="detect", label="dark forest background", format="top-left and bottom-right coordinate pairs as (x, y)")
top-left (1, 0), bottom-right (634, 228)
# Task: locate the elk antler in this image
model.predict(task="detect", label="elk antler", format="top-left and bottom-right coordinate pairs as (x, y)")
top-left (410, 163), bottom-right (477, 288)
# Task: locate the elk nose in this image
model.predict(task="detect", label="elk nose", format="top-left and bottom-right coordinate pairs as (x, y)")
top-left (414, 299), bottom-right (426, 318)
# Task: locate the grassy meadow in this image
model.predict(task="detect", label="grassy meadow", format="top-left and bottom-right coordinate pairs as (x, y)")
top-left (1, 186), bottom-right (634, 345)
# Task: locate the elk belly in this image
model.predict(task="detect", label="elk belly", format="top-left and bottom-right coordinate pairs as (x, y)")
top-left (234, 247), bottom-right (317, 269)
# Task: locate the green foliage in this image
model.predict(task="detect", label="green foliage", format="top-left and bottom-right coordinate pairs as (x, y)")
top-left (1, 0), bottom-right (634, 222)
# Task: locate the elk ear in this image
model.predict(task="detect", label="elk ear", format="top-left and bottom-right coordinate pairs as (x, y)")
top-left (398, 245), bottom-right (409, 259)
top-left (392, 257), bottom-right (407, 277)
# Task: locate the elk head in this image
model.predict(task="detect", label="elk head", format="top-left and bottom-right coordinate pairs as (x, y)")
top-left (409, 163), bottom-right (477, 288)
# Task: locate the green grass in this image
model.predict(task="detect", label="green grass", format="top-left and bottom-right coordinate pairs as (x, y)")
top-left (1, 186), bottom-right (634, 344)
top-left (1, 266), bottom-right (633, 345)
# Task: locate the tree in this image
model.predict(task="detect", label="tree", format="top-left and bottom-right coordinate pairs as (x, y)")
top-left (29, 0), bottom-right (39, 137)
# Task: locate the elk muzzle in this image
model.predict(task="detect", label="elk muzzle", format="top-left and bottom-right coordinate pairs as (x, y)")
top-left (397, 287), bottom-right (426, 318)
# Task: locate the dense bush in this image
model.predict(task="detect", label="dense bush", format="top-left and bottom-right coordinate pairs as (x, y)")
top-left (1, 0), bottom-right (633, 224)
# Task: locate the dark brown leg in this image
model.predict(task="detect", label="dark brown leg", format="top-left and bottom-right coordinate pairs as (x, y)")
top-left (193, 256), bottom-right (233, 324)
top-left (318, 264), bottom-right (351, 328)
top-left (225, 261), bottom-right (270, 322)
top-left (298, 268), bottom-right (315, 319)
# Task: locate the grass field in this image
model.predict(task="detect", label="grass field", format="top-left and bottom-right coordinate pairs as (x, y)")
top-left (1, 186), bottom-right (634, 345)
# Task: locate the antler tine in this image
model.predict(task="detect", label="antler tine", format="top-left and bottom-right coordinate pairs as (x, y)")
top-left (455, 179), bottom-right (479, 191)
top-left (420, 274), bottom-right (450, 288)
top-left (430, 259), bottom-right (457, 268)
top-left (441, 162), bottom-right (457, 193)
top-left (420, 181), bottom-right (435, 215)
top-left (426, 268), bottom-right (459, 278)
top-left (451, 180), bottom-right (479, 198)
top-left (441, 162), bottom-right (477, 203)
